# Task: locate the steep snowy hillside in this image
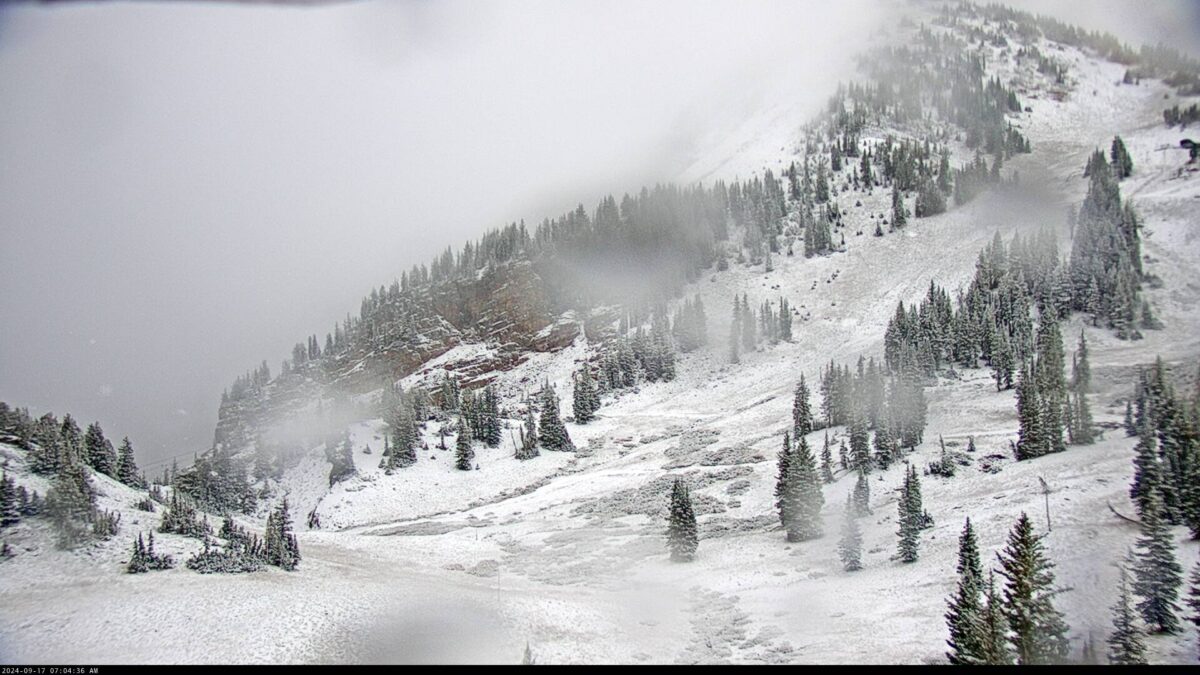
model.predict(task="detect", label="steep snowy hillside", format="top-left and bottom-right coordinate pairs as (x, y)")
top-left (2, 4), bottom-right (1200, 665)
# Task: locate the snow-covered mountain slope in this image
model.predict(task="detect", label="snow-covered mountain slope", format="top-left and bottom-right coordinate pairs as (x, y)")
top-left (3, 9), bottom-right (1200, 666)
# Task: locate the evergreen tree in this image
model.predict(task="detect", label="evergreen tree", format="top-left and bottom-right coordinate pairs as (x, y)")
top-left (838, 495), bottom-right (863, 572)
top-left (946, 518), bottom-right (985, 664)
top-left (1124, 401), bottom-right (1136, 437)
top-left (481, 386), bottom-right (503, 448)
top-left (386, 406), bottom-right (418, 471)
top-left (537, 384), bottom-right (574, 452)
top-left (1035, 313), bottom-right (1067, 454)
top-left (115, 437), bottom-right (142, 487)
top-left (820, 434), bottom-right (835, 483)
top-left (740, 293), bottom-right (757, 352)
top-left (58, 415), bottom-right (84, 468)
top-left (891, 184), bottom-right (907, 228)
top-left (728, 307), bottom-right (741, 364)
top-left (779, 435), bottom-right (824, 542)
top-left (572, 366), bottom-right (599, 424)
top-left (1131, 491), bottom-right (1183, 633)
top-left (996, 513), bottom-right (1071, 664)
top-left (852, 469), bottom-right (871, 517)
top-left (978, 571), bottom-right (1015, 665)
top-left (1015, 365), bottom-right (1045, 460)
top-left (0, 472), bottom-right (18, 528)
top-left (793, 377), bottom-right (813, 440)
top-left (264, 498), bottom-right (300, 571)
top-left (849, 415), bottom-right (871, 473)
top-left (1108, 564), bottom-right (1148, 665)
top-left (873, 423), bottom-right (895, 471)
top-left (897, 466), bottom-right (921, 563)
top-left (1187, 548), bottom-right (1200, 659)
top-left (1111, 136), bottom-right (1134, 180)
top-left (666, 477), bottom-right (698, 562)
top-left (774, 432), bottom-right (792, 527)
top-left (1071, 332), bottom-right (1096, 445)
top-left (1130, 424), bottom-right (1163, 520)
top-left (991, 329), bottom-right (1015, 392)
top-left (45, 462), bottom-right (96, 549)
top-left (83, 422), bottom-right (117, 477)
top-left (455, 418), bottom-right (475, 471)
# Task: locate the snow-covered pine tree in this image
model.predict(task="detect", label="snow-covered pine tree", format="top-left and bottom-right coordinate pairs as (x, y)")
top-left (781, 435), bottom-right (824, 542)
top-left (774, 432), bottom-right (792, 527)
top-left (45, 462), bottom-right (96, 549)
top-left (264, 498), bottom-right (300, 571)
top-left (945, 518), bottom-right (985, 664)
top-left (849, 415), bottom-right (871, 474)
top-left (115, 437), bottom-right (142, 487)
top-left (573, 366), bottom-right (598, 424)
top-left (741, 293), bottom-right (757, 352)
top-left (537, 384), bottom-right (573, 452)
top-left (1071, 332), bottom-right (1096, 445)
top-left (1130, 424), bottom-right (1163, 521)
top-left (820, 434), bottom-right (835, 484)
top-left (852, 468), bottom-right (870, 517)
top-left (0, 473), bottom-right (18, 527)
top-left (996, 512), bottom-right (1070, 664)
top-left (1188, 548), bottom-right (1200, 659)
top-left (873, 423), bottom-right (895, 471)
top-left (388, 406), bottom-right (418, 471)
top-left (792, 376), bottom-right (813, 439)
top-left (1035, 313), bottom-right (1068, 455)
top-left (1131, 490), bottom-right (1183, 633)
top-left (779, 298), bottom-right (792, 342)
top-left (1111, 136), bottom-right (1134, 180)
top-left (481, 386), bottom-right (503, 448)
top-left (891, 184), bottom-right (907, 228)
top-left (455, 418), bottom-right (475, 471)
top-left (666, 477), bottom-right (698, 562)
top-left (897, 466), bottom-right (921, 563)
top-left (1015, 364), bottom-right (1045, 461)
top-left (1108, 563), bottom-right (1148, 665)
top-left (838, 494), bottom-right (862, 572)
top-left (83, 422), bottom-right (117, 477)
top-left (978, 571), bottom-right (1014, 665)
top-left (991, 329), bottom-right (1015, 392)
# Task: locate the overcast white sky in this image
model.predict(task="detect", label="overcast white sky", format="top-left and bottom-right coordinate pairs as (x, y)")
top-left (0, 0), bottom-right (1196, 472)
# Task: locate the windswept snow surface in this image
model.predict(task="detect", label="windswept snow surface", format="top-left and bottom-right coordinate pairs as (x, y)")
top-left (4, 25), bottom-right (1200, 666)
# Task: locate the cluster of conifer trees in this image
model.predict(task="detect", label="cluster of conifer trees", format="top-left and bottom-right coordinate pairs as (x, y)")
top-left (1011, 314), bottom-right (1097, 460)
top-left (811, 358), bottom-right (929, 462)
top-left (958, 2), bottom-right (1200, 95)
top-left (0, 402), bottom-right (146, 549)
top-left (1070, 147), bottom-right (1152, 339)
top-left (173, 444), bottom-right (256, 515)
top-left (944, 515), bottom-right (1071, 665)
top-left (1163, 104), bottom-right (1200, 129)
top-left (727, 294), bottom-right (792, 363)
top-left (1127, 358), bottom-right (1200, 539)
top-left (144, 499), bottom-right (300, 575)
top-left (593, 315), bottom-right (679, 395)
top-left (670, 295), bottom-right (709, 354)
